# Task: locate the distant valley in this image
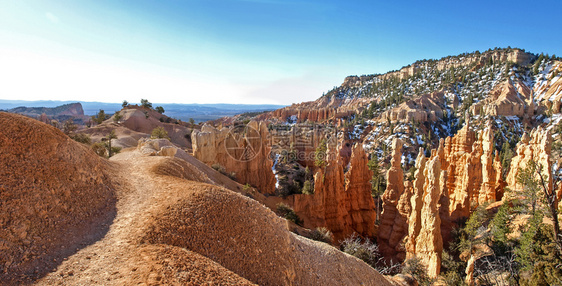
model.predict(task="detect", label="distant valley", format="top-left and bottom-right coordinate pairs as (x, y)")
top-left (0, 99), bottom-right (285, 123)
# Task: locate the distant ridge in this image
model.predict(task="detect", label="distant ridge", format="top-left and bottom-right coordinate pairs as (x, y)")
top-left (0, 100), bottom-right (286, 122)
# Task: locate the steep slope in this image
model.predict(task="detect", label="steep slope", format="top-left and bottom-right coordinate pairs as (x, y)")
top-left (0, 112), bottom-right (118, 284)
top-left (38, 148), bottom-right (393, 285)
top-left (1, 113), bottom-right (394, 285)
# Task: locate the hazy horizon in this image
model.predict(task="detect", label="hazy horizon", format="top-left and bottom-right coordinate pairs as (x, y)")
top-left (1, 0), bottom-right (561, 105)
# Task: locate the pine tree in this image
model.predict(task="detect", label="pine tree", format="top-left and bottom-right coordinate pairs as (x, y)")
top-left (314, 139), bottom-right (327, 168)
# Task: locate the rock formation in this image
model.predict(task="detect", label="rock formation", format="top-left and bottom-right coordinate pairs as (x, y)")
top-left (443, 122), bottom-right (502, 222)
top-left (479, 127), bottom-right (502, 203)
top-left (257, 94), bottom-right (371, 123)
top-left (344, 144), bottom-right (377, 238)
top-left (380, 92), bottom-right (446, 123)
top-left (505, 128), bottom-right (553, 196)
top-left (378, 138), bottom-right (410, 260)
top-left (414, 155), bottom-right (446, 278)
top-left (268, 123), bottom-right (336, 168)
top-left (406, 149), bottom-right (427, 259)
top-left (117, 107), bottom-right (191, 147)
top-left (290, 143), bottom-right (376, 243)
top-left (7, 102), bottom-right (85, 117)
top-left (470, 79), bottom-right (535, 118)
top-left (192, 121), bottom-right (276, 194)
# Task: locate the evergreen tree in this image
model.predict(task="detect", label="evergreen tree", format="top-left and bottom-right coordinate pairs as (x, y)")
top-left (314, 139), bottom-right (328, 168)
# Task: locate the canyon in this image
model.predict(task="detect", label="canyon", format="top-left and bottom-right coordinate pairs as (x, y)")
top-left (2, 47), bottom-right (562, 285)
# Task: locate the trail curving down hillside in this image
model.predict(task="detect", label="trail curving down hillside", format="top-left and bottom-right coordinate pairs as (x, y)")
top-left (1, 112), bottom-right (393, 285)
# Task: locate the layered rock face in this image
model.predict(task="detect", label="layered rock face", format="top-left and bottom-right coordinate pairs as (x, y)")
top-left (505, 128), bottom-right (553, 195)
top-left (402, 124), bottom-right (505, 276)
top-left (344, 144), bottom-right (377, 238)
top-left (404, 149), bottom-right (449, 278)
top-left (378, 49), bottom-right (533, 82)
top-left (258, 95), bottom-right (372, 123)
top-left (534, 61), bottom-right (562, 112)
top-left (406, 149), bottom-right (428, 259)
top-left (291, 144), bottom-right (376, 243)
top-left (380, 92), bottom-right (446, 123)
top-left (415, 156), bottom-right (446, 278)
top-left (192, 121), bottom-right (276, 194)
top-left (268, 123), bottom-right (336, 168)
top-left (470, 79), bottom-right (535, 118)
top-left (443, 122), bottom-right (503, 222)
top-left (378, 139), bottom-right (410, 260)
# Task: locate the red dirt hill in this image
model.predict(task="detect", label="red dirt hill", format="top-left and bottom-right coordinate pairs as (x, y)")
top-left (0, 112), bottom-right (118, 284)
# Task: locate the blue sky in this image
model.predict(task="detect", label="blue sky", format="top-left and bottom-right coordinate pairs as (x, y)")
top-left (0, 0), bottom-right (561, 105)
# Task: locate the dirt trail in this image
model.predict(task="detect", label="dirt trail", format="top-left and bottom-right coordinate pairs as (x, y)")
top-left (36, 150), bottom-right (253, 285)
top-left (35, 148), bottom-right (393, 286)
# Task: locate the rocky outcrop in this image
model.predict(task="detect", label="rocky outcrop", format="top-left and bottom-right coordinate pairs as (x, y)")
top-left (479, 127), bottom-right (502, 204)
top-left (138, 138), bottom-right (193, 159)
top-left (117, 107), bottom-right (191, 148)
top-left (257, 95), bottom-right (372, 123)
top-left (535, 61), bottom-right (562, 112)
top-left (268, 123), bottom-right (336, 168)
top-left (291, 144), bottom-right (376, 243)
top-left (470, 79), bottom-right (535, 118)
top-left (380, 92), bottom-right (445, 123)
top-left (406, 149), bottom-right (427, 259)
top-left (412, 155), bottom-right (446, 278)
top-left (192, 121), bottom-right (276, 194)
top-left (378, 139), bottom-right (409, 260)
top-left (142, 172), bottom-right (394, 286)
top-left (443, 122), bottom-right (502, 222)
top-left (344, 144), bottom-right (377, 238)
top-left (505, 128), bottom-right (553, 196)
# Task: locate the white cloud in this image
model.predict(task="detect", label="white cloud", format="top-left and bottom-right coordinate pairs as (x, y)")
top-left (45, 12), bottom-right (59, 23)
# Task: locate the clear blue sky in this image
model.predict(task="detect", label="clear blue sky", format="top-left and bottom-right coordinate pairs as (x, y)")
top-left (0, 0), bottom-right (560, 105)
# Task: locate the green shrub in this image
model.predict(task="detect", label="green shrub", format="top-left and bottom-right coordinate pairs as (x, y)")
top-left (141, 99), bottom-right (152, 109)
top-left (111, 146), bottom-right (121, 155)
top-left (302, 180), bottom-right (314, 194)
top-left (91, 142), bottom-right (106, 157)
top-left (113, 111), bottom-right (123, 123)
top-left (276, 203), bottom-right (303, 226)
top-left (71, 133), bottom-right (91, 145)
top-left (211, 163), bottom-right (226, 173)
top-left (341, 235), bottom-right (380, 267)
top-left (309, 227), bottom-right (332, 244)
top-left (151, 126), bottom-right (170, 140)
top-left (401, 257), bottom-right (434, 286)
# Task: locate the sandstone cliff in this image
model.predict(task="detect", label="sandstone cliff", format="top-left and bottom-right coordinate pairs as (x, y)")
top-left (378, 139), bottom-right (410, 261)
top-left (291, 144), bottom-right (376, 243)
top-left (443, 122), bottom-right (503, 222)
top-left (257, 93), bottom-right (372, 123)
top-left (505, 128), bottom-right (553, 197)
top-left (380, 92), bottom-right (445, 123)
top-left (414, 155), bottom-right (445, 278)
top-left (192, 121), bottom-right (276, 194)
top-left (403, 147), bottom-right (450, 278)
top-left (470, 79), bottom-right (535, 118)
top-left (344, 144), bottom-right (377, 238)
